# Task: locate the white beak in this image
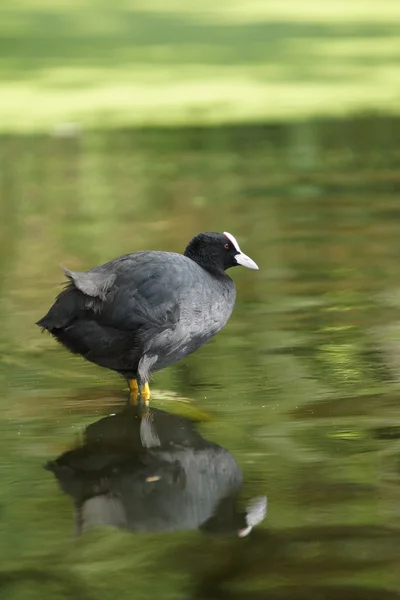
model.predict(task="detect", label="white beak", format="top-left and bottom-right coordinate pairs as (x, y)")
top-left (235, 252), bottom-right (259, 270)
top-left (223, 232), bottom-right (259, 270)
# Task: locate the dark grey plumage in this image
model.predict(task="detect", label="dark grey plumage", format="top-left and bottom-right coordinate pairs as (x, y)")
top-left (46, 406), bottom-right (266, 536)
top-left (36, 232), bottom-right (258, 384)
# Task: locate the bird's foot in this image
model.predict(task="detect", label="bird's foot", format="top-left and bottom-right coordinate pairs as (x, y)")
top-left (128, 379), bottom-right (139, 405)
top-left (127, 379), bottom-right (150, 406)
top-left (141, 382), bottom-right (151, 405)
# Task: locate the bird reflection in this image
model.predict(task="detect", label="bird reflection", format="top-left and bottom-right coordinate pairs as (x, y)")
top-left (46, 405), bottom-right (266, 537)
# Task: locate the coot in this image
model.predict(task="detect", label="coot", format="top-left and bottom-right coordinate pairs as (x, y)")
top-left (37, 231), bottom-right (258, 402)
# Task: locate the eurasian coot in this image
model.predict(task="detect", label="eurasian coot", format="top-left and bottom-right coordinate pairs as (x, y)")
top-left (37, 231), bottom-right (258, 402)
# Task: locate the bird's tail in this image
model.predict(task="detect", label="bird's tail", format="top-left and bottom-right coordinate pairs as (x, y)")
top-left (36, 286), bottom-right (84, 332)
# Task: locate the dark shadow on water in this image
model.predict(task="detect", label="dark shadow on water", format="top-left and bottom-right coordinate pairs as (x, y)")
top-left (46, 404), bottom-right (266, 537)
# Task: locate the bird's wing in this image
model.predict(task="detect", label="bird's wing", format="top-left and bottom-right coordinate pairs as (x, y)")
top-left (63, 252), bottom-right (194, 331)
top-left (62, 265), bottom-right (116, 301)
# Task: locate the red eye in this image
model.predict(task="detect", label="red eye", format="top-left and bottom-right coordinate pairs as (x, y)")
top-left (224, 243), bottom-right (229, 249)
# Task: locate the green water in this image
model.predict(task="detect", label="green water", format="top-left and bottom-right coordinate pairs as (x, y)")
top-left (1, 118), bottom-right (400, 599)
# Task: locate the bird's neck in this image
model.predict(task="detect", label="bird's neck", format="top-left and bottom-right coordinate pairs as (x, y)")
top-left (184, 250), bottom-right (225, 276)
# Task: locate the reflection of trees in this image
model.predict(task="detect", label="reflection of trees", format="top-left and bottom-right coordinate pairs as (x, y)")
top-left (2, 525), bottom-right (398, 599)
top-left (191, 526), bottom-right (400, 600)
top-left (0, 568), bottom-right (96, 600)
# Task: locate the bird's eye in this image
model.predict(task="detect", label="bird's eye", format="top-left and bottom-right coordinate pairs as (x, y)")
top-left (224, 243), bottom-right (229, 249)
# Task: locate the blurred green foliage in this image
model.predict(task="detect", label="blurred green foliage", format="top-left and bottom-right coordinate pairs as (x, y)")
top-left (0, 0), bottom-right (400, 130)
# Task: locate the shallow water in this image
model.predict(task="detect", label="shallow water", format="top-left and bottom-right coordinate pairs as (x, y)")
top-left (1, 118), bottom-right (400, 599)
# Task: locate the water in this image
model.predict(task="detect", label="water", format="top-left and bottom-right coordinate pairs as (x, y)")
top-left (1, 117), bottom-right (400, 599)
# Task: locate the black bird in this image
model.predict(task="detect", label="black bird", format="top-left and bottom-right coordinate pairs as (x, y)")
top-left (37, 232), bottom-right (258, 402)
top-left (46, 405), bottom-right (267, 536)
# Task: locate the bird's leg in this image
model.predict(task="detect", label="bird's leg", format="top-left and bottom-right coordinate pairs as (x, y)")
top-left (140, 382), bottom-right (151, 405)
top-left (128, 379), bottom-right (139, 405)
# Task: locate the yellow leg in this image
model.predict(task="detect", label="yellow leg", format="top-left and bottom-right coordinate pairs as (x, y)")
top-left (141, 382), bottom-right (151, 405)
top-left (128, 379), bottom-right (139, 405)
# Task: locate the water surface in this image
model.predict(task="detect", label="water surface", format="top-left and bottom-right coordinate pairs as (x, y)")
top-left (1, 117), bottom-right (400, 599)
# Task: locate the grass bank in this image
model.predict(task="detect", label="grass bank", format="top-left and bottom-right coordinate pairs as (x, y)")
top-left (1, 0), bottom-right (400, 131)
